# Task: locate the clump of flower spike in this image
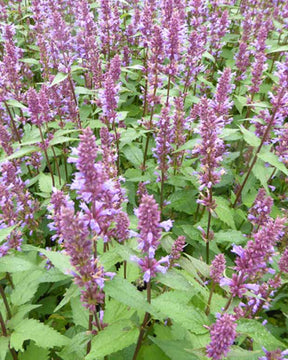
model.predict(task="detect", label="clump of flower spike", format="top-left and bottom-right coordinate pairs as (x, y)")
top-left (210, 253), bottom-right (226, 283)
top-left (153, 106), bottom-right (173, 183)
top-left (248, 188), bottom-right (273, 227)
top-left (0, 161), bottom-right (38, 256)
top-left (69, 127), bottom-right (128, 244)
top-left (206, 313), bottom-right (237, 360)
top-left (133, 194), bottom-right (169, 282)
top-left (59, 206), bottom-right (115, 312)
top-left (192, 98), bottom-right (225, 210)
top-left (259, 348), bottom-right (288, 360)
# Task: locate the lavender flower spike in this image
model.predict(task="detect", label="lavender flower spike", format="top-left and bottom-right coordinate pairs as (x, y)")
top-left (206, 313), bottom-right (237, 360)
top-left (137, 194), bottom-right (162, 257)
top-left (210, 253), bottom-right (226, 283)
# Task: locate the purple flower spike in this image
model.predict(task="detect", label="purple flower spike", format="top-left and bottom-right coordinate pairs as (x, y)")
top-left (259, 348), bottom-right (288, 360)
top-left (137, 194), bottom-right (161, 256)
top-left (279, 248), bottom-right (288, 274)
top-left (206, 313), bottom-right (237, 360)
top-left (210, 254), bottom-right (226, 283)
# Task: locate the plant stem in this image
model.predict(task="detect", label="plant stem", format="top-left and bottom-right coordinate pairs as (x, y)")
top-left (0, 311), bottom-right (18, 360)
top-left (205, 281), bottom-right (215, 316)
top-left (206, 188), bottom-right (213, 264)
top-left (132, 281), bottom-right (151, 360)
top-left (86, 314), bottom-right (93, 355)
top-left (0, 285), bottom-right (11, 319)
top-left (233, 91), bottom-right (283, 208)
top-left (38, 126), bottom-right (55, 187)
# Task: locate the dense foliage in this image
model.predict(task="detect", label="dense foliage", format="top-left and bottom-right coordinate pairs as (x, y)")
top-left (0, 0), bottom-right (288, 359)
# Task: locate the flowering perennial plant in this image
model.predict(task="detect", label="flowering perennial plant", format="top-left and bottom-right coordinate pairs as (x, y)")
top-left (0, 1), bottom-right (288, 360)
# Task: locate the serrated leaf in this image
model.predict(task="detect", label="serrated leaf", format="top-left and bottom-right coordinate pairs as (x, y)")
top-left (2, 146), bottom-right (39, 162)
top-left (49, 136), bottom-right (78, 146)
top-left (11, 269), bottom-right (43, 306)
top-left (267, 45), bottom-right (288, 54)
top-left (104, 276), bottom-right (150, 313)
top-left (234, 96), bottom-right (247, 114)
top-left (179, 254), bottom-right (210, 280)
top-left (50, 73), bottom-right (68, 86)
top-left (226, 347), bottom-right (262, 360)
top-left (54, 284), bottom-right (79, 312)
top-left (0, 255), bottom-right (36, 273)
top-left (237, 319), bottom-right (285, 351)
top-left (0, 225), bottom-right (17, 244)
top-left (150, 338), bottom-right (198, 360)
top-left (10, 318), bottom-right (70, 351)
top-left (8, 304), bottom-right (41, 329)
top-left (214, 197), bottom-right (236, 229)
top-left (103, 298), bottom-right (136, 324)
top-left (252, 160), bottom-right (272, 193)
top-left (156, 269), bottom-right (194, 292)
top-left (38, 173), bottom-right (62, 193)
top-left (71, 297), bottom-right (89, 328)
top-left (19, 58), bottom-right (40, 65)
top-left (239, 125), bottom-right (260, 147)
top-left (57, 332), bottom-right (89, 360)
top-left (19, 342), bottom-right (49, 360)
top-left (39, 248), bottom-right (72, 275)
top-left (86, 320), bottom-right (138, 359)
top-left (258, 151), bottom-right (288, 176)
top-left (151, 291), bottom-right (208, 334)
top-left (122, 145), bottom-right (143, 167)
top-left (0, 337), bottom-right (9, 360)
top-left (6, 99), bottom-right (28, 110)
top-left (75, 86), bottom-right (96, 95)
top-left (214, 230), bottom-right (246, 247)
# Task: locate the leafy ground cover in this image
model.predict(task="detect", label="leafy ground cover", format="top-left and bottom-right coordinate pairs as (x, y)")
top-left (0, 0), bottom-right (288, 359)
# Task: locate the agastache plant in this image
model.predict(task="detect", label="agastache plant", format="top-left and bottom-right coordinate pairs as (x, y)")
top-left (0, 1), bottom-right (288, 359)
top-left (193, 97), bottom-right (226, 263)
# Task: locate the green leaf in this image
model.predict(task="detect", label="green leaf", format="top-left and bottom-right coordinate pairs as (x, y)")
top-left (267, 45), bottom-right (288, 54)
top-left (0, 255), bottom-right (36, 273)
top-left (38, 173), bottom-right (62, 193)
top-left (122, 145), bottom-right (143, 167)
top-left (19, 58), bottom-right (40, 65)
top-left (57, 332), bottom-right (88, 360)
top-left (71, 297), bottom-right (89, 328)
top-left (226, 347), bottom-right (262, 360)
top-left (179, 254), bottom-right (210, 280)
top-left (50, 73), bottom-right (68, 86)
top-left (39, 248), bottom-right (72, 275)
top-left (19, 343), bottom-right (49, 360)
top-left (258, 151), bottom-right (288, 176)
top-left (214, 197), bottom-right (236, 229)
top-left (214, 230), bottom-right (246, 247)
top-left (86, 320), bottom-right (138, 359)
top-left (6, 99), bottom-right (28, 110)
top-left (75, 86), bottom-right (96, 95)
top-left (11, 269), bottom-right (43, 306)
top-left (237, 319), bottom-right (285, 351)
top-left (151, 291), bottom-right (208, 334)
top-left (10, 318), bottom-right (70, 351)
top-left (103, 298), bottom-right (137, 324)
top-left (0, 337), bottom-right (9, 360)
top-left (0, 225), bottom-right (17, 244)
top-left (239, 125), bottom-right (261, 147)
top-left (2, 146), bottom-right (39, 162)
top-left (49, 136), bottom-right (78, 146)
top-left (150, 338), bottom-right (199, 360)
top-left (252, 159), bottom-right (272, 193)
top-left (156, 269), bottom-right (194, 292)
top-left (104, 276), bottom-right (150, 313)
top-left (54, 284), bottom-right (79, 312)
top-left (234, 96), bottom-right (247, 114)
